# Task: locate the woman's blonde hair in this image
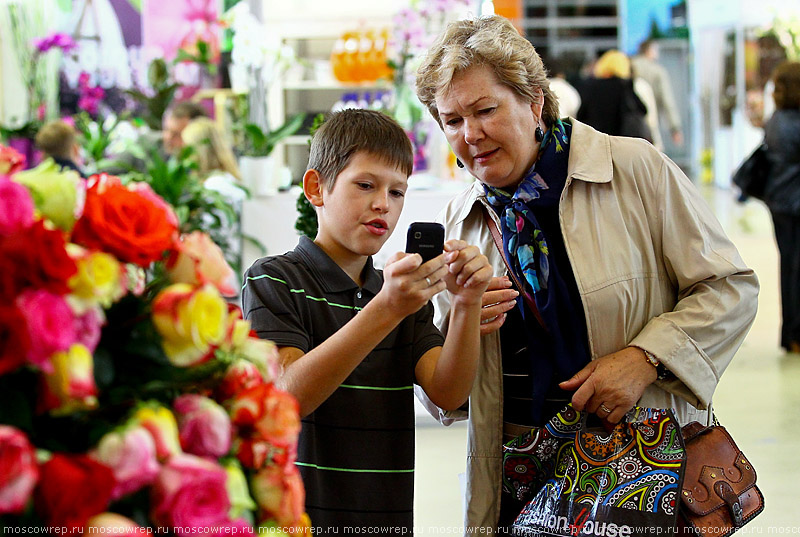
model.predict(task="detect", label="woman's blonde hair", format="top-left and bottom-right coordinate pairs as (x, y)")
top-left (593, 50), bottom-right (631, 79)
top-left (415, 15), bottom-right (560, 128)
top-left (181, 117), bottom-right (241, 180)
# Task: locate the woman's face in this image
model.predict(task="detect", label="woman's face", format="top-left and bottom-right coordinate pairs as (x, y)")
top-left (435, 64), bottom-right (543, 190)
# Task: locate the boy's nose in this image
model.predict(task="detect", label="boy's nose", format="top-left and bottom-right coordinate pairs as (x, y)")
top-left (372, 192), bottom-right (390, 212)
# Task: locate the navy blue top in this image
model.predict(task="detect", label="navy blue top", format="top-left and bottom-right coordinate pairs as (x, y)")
top-left (490, 121), bottom-right (591, 426)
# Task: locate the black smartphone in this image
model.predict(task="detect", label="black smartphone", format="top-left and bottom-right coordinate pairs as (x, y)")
top-left (406, 222), bottom-right (445, 263)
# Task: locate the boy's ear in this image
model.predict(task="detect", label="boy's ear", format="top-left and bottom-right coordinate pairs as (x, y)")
top-left (303, 169), bottom-right (325, 207)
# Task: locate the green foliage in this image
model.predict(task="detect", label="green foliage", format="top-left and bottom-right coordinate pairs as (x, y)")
top-left (294, 113), bottom-right (326, 238)
top-left (241, 113), bottom-right (305, 157)
top-left (114, 146), bottom-right (244, 273)
top-left (174, 40), bottom-right (218, 76)
top-left (125, 59), bottom-right (181, 131)
top-left (295, 189), bottom-right (318, 239)
top-left (74, 112), bottom-right (126, 171)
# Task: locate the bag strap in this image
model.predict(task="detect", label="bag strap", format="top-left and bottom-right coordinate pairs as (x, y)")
top-left (481, 205), bottom-right (548, 331)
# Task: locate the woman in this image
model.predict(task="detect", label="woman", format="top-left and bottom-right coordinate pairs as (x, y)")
top-left (181, 117), bottom-right (246, 286)
top-left (763, 61), bottom-right (800, 353)
top-left (414, 16), bottom-right (759, 530)
top-left (577, 49), bottom-right (653, 144)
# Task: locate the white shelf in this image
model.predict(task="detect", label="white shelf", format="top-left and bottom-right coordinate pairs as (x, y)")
top-left (285, 135), bottom-right (311, 146)
top-left (283, 80), bottom-right (391, 91)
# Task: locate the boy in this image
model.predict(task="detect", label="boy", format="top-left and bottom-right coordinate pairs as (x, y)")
top-left (242, 109), bottom-right (491, 530)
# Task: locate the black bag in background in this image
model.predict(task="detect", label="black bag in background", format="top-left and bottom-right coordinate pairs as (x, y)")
top-left (732, 143), bottom-right (770, 201)
top-left (620, 80), bottom-right (653, 143)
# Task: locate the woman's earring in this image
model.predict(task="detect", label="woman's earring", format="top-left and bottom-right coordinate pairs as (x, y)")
top-left (535, 125), bottom-right (544, 142)
top-left (456, 158), bottom-right (464, 169)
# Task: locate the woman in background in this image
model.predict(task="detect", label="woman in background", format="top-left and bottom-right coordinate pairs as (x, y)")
top-left (181, 117), bottom-right (246, 286)
top-left (577, 49), bottom-right (653, 143)
top-left (763, 61), bottom-right (800, 353)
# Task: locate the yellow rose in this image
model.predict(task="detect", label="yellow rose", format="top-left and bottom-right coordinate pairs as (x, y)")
top-left (14, 159), bottom-right (82, 231)
top-left (68, 245), bottom-right (126, 309)
top-left (41, 344), bottom-right (98, 415)
top-left (152, 284), bottom-right (228, 367)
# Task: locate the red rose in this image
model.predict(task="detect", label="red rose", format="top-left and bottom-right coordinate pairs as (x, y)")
top-left (72, 180), bottom-right (177, 266)
top-left (0, 220), bottom-right (77, 301)
top-left (0, 305), bottom-right (29, 375)
top-left (35, 453), bottom-right (115, 533)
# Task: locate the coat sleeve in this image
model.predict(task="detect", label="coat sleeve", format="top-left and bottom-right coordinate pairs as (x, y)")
top-left (629, 155), bottom-right (759, 409)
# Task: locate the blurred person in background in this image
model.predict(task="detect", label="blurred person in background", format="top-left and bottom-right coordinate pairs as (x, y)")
top-left (34, 120), bottom-right (87, 178)
top-left (163, 101), bottom-right (208, 155)
top-left (763, 61), bottom-right (800, 353)
top-left (543, 55), bottom-right (581, 119)
top-left (577, 49), bottom-right (652, 143)
top-left (182, 116), bottom-right (246, 289)
top-left (632, 39), bottom-right (684, 146)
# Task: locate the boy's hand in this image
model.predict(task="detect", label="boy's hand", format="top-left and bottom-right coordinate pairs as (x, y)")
top-left (441, 239), bottom-right (492, 306)
top-left (378, 251), bottom-right (449, 318)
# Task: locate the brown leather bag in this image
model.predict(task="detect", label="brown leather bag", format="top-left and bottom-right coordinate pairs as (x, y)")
top-left (678, 422), bottom-right (764, 536)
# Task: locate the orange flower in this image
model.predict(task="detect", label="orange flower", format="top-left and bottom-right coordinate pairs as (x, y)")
top-left (251, 465), bottom-right (305, 527)
top-left (167, 231), bottom-right (237, 297)
top-left (72, 178), bottom-right (177, 267)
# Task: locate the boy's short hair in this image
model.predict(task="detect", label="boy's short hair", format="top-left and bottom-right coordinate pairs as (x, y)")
top-left (307, 109), bottom-right (413, 191)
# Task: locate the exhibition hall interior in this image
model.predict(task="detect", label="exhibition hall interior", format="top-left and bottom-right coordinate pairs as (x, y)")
top-left (0, 0), bottom-right (797, 533)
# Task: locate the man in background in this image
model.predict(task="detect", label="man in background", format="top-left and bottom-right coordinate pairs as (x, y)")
top-left (632, 39), bottom-right (684, 146)
top-left (34, 120), bottom-right (86, 178)
top-left (162, 101), bottom-right (208, 155)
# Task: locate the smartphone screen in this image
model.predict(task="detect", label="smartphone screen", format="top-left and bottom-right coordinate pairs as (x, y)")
top-left (406, 222), bottom-right (444, 263)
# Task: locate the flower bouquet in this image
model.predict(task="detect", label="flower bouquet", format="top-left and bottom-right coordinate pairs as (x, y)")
top-left (0, 144), bottom-right (309, 535)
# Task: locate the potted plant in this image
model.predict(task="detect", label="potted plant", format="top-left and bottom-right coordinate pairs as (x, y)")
top-left (238, 113), bottom-right (304, 196)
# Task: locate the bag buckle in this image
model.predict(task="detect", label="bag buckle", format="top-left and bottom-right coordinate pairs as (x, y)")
top-left (714, 481), bottom-right (744, 527)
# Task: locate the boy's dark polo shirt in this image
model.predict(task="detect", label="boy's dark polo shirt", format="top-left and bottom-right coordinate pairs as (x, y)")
top-left (242, 236), bottom-right (444, 530)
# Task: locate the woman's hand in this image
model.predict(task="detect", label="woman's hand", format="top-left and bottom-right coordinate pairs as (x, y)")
top-left (478, 276), bottom-right (518, 335)
top-left (558, 347), bottom-right (658, 423)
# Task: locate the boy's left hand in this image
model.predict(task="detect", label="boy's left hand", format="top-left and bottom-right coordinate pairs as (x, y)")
top-left (442, 239), bottom-right (492, 306)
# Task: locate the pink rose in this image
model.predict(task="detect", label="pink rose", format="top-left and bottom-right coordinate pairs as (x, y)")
top-left (0, 144), bottom-right (25, 175)
top-left (150, 454), bottom-right (231, 534)
top-left (74, 306), bottom-right (105, 353)
top-left (251, 465), bottom-right (305, 527)
top-left (0, 426), bottom-right (39, 515)
top-left (16, 289), bottom-right (77, 372)
top-left (173, 394), bottom-right (232, 459)
top-left (0, 176), bottom-right (35, 236)
top-left (92, 426), bottom-right (160, 500)
top-left (85, 513), bottom-right (151, 536)
top-left (166, 231), bottom-right (236, 296)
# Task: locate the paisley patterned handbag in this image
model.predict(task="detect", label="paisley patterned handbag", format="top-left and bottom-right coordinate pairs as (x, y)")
top-left (503, 405), bottom-right (686, 535)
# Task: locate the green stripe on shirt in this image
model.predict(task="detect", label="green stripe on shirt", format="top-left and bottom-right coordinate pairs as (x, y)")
top-left (295, 461), bottom-right (414, 473)
top-left (243, 273), bottom-right (363, 311)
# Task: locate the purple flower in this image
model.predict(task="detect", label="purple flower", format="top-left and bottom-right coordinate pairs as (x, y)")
top-left (33, 33), bottom-right (76, 54)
